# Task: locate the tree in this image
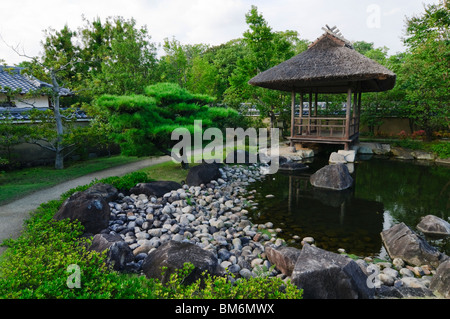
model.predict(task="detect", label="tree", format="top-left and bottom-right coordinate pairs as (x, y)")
top-left (201, 39), bottom-right (247, 102)
top-left (39, 16), bottom-right (159, 101)
top-left (89, 17), bottom-right (158, 96)
top-left (353, 41), bottom-right (393, 135)
top-left (224, 5), bottom-right (307, 129)
top-left (96, 82), bottom-right (242, 168)
top-left (158, 37), bottom-right (209, 88)
top-left (400, 1), bottom-right (449, 139)
top-left (0, 113), bottom-right (28, 166)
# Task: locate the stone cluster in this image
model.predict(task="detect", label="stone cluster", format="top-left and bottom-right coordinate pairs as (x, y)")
top-left (103, 164), bottom-right (286, 279)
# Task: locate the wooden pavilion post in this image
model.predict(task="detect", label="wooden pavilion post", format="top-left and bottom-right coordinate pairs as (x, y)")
top-left (299, 93), bottom-right (304, 136)
top-left (314, 92), bottom-right (318, 116)
top-left (290, 91), bottom-right (295, 146)
top-left (345, 87), bottom-right (352, 149)
top-left (308, 92), bottom-right (312, 134)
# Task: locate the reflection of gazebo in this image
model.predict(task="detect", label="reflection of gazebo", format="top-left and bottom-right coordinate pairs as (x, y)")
top-left (249, 26), bottom-right (396, 150)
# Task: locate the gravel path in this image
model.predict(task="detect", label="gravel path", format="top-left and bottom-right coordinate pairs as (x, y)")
top-left (0, 155), bottom-right (171, 256)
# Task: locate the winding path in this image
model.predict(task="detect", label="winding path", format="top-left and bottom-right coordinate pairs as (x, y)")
top-left (0, 155), bottom-right (171, 255)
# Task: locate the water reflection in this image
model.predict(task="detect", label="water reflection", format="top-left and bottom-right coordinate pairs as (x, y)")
top-left (247, 155), bottom-right (450, 258)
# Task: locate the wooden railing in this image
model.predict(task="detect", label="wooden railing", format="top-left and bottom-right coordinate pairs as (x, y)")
top-left (293, 116), bottom-right (359, 139)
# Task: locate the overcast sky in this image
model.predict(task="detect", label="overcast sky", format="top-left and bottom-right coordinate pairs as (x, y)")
top-left (0, 0), bottom-right (439, 65)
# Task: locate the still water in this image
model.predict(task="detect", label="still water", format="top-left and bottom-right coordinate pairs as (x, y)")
top-left (247, 155), bottom-right (450, 258)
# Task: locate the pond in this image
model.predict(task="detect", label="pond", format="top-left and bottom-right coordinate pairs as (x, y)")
top-left (247, 154), bottom-right (450, 259)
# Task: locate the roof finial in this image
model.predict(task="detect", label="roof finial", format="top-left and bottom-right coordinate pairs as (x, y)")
top-left (321, 25), bottom-right (353, 49)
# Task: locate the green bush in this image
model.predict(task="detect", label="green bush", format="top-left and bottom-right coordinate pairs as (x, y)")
top-left (152, 263), bottom-right (303, 299)
top-left (61, 171), bottom-right (153, 199)
top-left (430, 141), bottom-right (450, 159)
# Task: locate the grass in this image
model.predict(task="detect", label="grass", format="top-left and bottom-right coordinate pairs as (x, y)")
top-left (0, 144), bottom-right (261, 206)
top-left (137, 160), bottom-right (197, 184)
top-left (0, 155), bottom-right (144, 205)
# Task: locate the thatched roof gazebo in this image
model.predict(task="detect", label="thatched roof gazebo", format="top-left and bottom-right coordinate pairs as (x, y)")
top-left (249, 25), bottom-right (396, 150)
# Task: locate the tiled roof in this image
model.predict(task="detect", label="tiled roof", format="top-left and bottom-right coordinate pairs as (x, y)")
top-left (0, 107), bottom-right (89, 122)
top-left (0, 66), bottom-right (71, 96)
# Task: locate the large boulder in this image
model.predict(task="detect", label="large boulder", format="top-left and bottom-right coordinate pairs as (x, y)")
top-left (430, 260), bottom-right (450, 298)
top-left (83, 183), bottom-right (119, 202)
top-left (129, 181), bottom-right (182, 198)
top-left (309, 163), bottom-right (353, 191)
top-left (89, 233), bottom-right (134, 271)
top-left (416, 215), bottom-right (450, 238)
top-left (291, 244), bottom-right (374, 299)
top-left (185, 163), bottom-right (221, 186)
top-left (142, 240), bottom-right (224, 285)
top-left (380, 222), bottom-right (445, 268)
top-left (265, 245), bottom-right (302, 276)
top-left (54, 191), bottom-right (110, 234)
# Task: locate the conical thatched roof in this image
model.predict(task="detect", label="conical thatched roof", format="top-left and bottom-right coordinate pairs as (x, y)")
top-left (248, 28), bottom-right (396, 94)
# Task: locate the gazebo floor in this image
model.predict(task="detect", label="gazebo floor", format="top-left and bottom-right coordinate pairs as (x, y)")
top-left (288, 133), bottom-right (359, 149)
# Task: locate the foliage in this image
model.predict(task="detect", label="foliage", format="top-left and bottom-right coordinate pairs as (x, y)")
top-left (0, 199), bottom-right (156, 299)
top-left (96, 82), bottom-right (243, 166)
top-left (155, 263), bottom-right (303, 299)
top-left (398, 1), bottom-right (449, 139)
top-left (224, 5), bottom-right (308, 128)
top-left (430, 141), bottom-right (450, 159)
top-left (0, 113), bottom-right (29, 165)
top-left (60, 171), bottom-right (153, 200)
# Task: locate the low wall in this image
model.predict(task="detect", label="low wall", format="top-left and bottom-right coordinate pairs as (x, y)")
top-left (360, 117), bottom-right (414, 136)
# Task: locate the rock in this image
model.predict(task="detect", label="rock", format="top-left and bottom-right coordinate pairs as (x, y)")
top-left (84, 183), bottom-right (119, 202)
top-left (329, 152), bottom-right (347, 164)
top-left (411, 150), bottom-right (436, 161)
top-left (291, 244), bottom-right (374, 299)
top-left (265, 245), bottom-right (302, 276)
top-left (89, 233), bottom-right (134, 271)
top-left (416, 215), bottom-right (450, 238)
top-left (278, 161), bottom-right (309, 172)
top-left (142, 240), bottom-right (224, 285)
top-left (186, 163), bottom-right (221, 186)
top-left (54, 191), bottom-right (110, 234)
top-left (371, 143), bottom-right (391, 155)
top-left (355, 144), bottom-right (373, 155)
top-left (401, 277), bottom-right (428, 289)
top-left (295, 148), bottom-right (315, 158)
top-left (379, 273), bottom-right (396, 286)
top-left (309, 164), bottom-right (353, 191)
top-left (380, 222), bottom-right (445, 268)
top-left (376, 286), bottom-right (435, 299)
top-left (430, 260), bottom-right (450, 298)
top-left (239, 268), bottom-right (254, 279)
top-left (129, 181), bottom-right (182, 198)
top-left (400, 268), bottom-right (415, 277)
top-left (392, 258), bottom-right (405, 270)
top-left (391, 147), bottom-right (414, 160)
top-left (337, 150), bottom-right (356, 163)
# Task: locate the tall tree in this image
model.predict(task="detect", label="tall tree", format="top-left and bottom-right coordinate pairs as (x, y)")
top-left (158, 37), bottom-right (209, 88)
top-left (224, 5), bottom-right (306, 128)
top-left (400, 1), bottom-right (449, 139)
